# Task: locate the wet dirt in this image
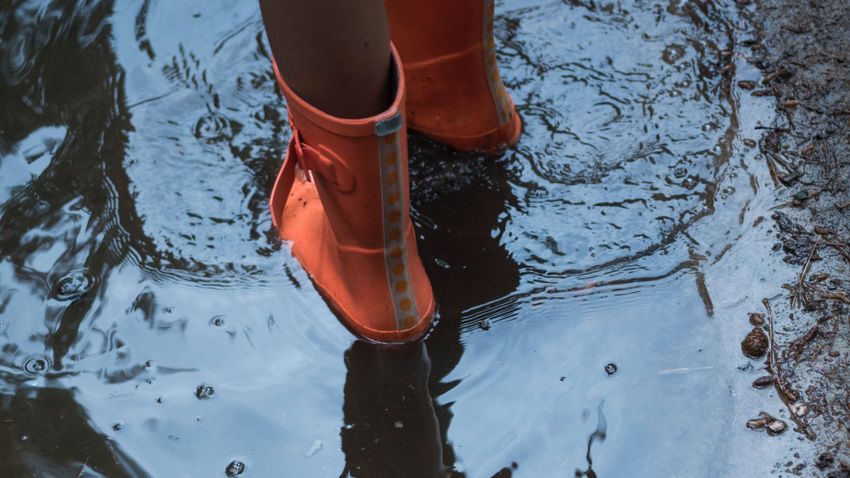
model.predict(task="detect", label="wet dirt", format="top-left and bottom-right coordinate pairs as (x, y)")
top-left (737, 0), bottom-right (850, 475)
top-left (0, 0), bottom-right (827, 476)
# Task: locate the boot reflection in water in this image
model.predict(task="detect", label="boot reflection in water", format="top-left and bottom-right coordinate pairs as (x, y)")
top-left (258, 0), bottom-right (521, 343)
top-left (340, 341), bottom-right (450, 477)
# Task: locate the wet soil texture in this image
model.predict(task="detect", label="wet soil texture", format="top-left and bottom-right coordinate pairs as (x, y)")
top-left (0, 0), bottom-right (835, 476)
top-left (740, 0), bottom-right (850, 475)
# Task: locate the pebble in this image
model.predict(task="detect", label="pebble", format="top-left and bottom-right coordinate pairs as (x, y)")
top-left (748, 312), bottom-right (765, 326)
top-left (746, 412), bottom-right (787, 436)
top-left (766, 419), bottom-right (787, 435)
top-left (790, 403), bottom-right (808, 417)
top-left (741, 327), bottom-right (769, 358)
top-left (746, 418), bottom-right (766, 430)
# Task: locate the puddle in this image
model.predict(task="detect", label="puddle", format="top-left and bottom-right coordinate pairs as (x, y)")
top-left (0, 0), bottom-right (810, 476)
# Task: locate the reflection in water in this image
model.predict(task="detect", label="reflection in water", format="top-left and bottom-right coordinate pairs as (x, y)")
top-left (575, 400), bottom-right (607, 478)
top-left (413, 144), bottom-right (522, 475)
top-left (340, 147), bottom-right (522, 476)
top-left (341, 342), bottom-right (448, 478)
top-left (0, 387), bottom-right (144, 476)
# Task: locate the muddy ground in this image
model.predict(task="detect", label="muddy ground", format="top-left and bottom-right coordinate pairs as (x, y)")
top-left (744, 0), bottom-right (850, 475)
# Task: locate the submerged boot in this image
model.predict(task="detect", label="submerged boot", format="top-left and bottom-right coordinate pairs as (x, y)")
top-left (269, 46), bottom-right (435, 343)
top-left (385, 0), bottom-right (522, 153)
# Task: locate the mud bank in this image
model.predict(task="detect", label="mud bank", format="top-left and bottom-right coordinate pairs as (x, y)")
top-left (743, 0), bottom-right (850, 474)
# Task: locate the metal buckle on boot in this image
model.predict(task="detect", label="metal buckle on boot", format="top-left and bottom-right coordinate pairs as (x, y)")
top-left (375, 113), bottom-right (403, 137)
top-left (290, 131), bottom-right (314, 183)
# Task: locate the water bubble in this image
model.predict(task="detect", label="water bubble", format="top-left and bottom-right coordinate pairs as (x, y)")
top-left (394, 421), bottom-right (404, 429)
top-left (52, 270), bottom-right (95, 301)
top-left (225, 460), bottom-right (245, 476)
top-left (22, 355), bottom-right (51, 376)
top-left (604, 363), bottom-right (618, 376)
top-left (479, 319), bottom-right (491, 331)
top-left (195, 384), bottom-right (215, 400)
top-left (194, 112), bottom-right (233, 142)
top-left (112, 421), bottom-right (124, 431)
top-left (210, 316), bottom-right (226, 327)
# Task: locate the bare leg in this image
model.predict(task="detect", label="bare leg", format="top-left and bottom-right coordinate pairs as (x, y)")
top-left (259, 0), bottom-right (392, 119)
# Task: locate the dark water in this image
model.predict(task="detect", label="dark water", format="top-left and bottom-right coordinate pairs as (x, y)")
top-left (0, 0), bottom-right (795, 476)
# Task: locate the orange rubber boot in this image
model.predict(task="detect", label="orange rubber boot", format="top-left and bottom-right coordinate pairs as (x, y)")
top-left (269, 46), bottom-right (435, 343)
top-left (385, 0), bottom-right (522, 153)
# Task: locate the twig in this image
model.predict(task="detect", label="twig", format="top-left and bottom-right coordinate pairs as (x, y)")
top-left (762, 298), bottom-right (816, 440)
top-left (791, 244), bottom-right (818, 308)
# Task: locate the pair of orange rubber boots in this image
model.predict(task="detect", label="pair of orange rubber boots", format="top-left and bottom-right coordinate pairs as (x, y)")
top-left (269, 0), bottom-right (521, 342)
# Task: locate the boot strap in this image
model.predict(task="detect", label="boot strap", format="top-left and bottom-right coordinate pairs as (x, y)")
top-left (269, 122), bottom-right (355, 228)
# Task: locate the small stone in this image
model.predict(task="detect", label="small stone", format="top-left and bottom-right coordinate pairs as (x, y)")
top-left (225, 460), bottom-right (245, 476)
top-left (766, 419), bottom-right (787, 435)
top-left (479, 319), bottom-right (491, 331)
top-left (746, 418), bottom-right (766, 430)
top-left (748, 313), bottom-right (765, 326)
top-left (604, 363), bottom-right (618, 376)
top-left (790, 403), bottom-right (808, 417)
top-left (741, 327), bottom-right (769, 358)
top-left (752, 375), bottom-right (774, 389)
top-left (738, 80), bottom-right (757, 90)
top-left (792, 190), bottom-right (808, 201)
top-left (743, 138), bottom-right (757, 148)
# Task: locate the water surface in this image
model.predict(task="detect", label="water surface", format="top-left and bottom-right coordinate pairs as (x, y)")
top-left (0, 1), bottom-right (800, 476)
